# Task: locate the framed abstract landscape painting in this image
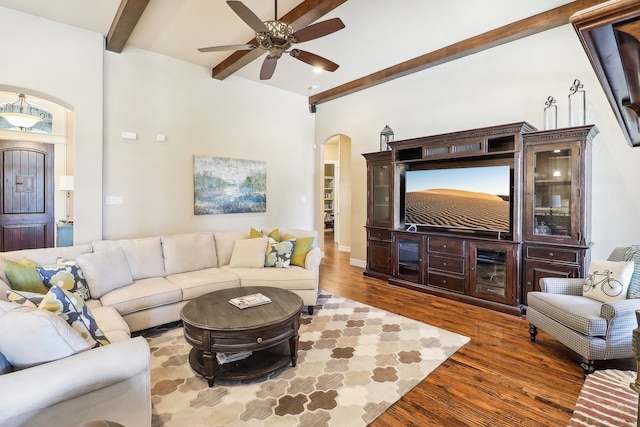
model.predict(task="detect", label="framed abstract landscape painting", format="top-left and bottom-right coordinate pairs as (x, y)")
top-left (193, 156), bottom-right (266, 215)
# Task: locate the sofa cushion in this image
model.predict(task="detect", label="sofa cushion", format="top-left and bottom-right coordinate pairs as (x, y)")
top-left (214, 231), bottom-right (249, 266)
top-left (39, 286), bottom-right (110, 348)
top-left (221, 265), bottom-right (317, 290)
top-left (229, 238), bottom-right (268, 268)
top-left (91, 306), bottom-right (131, 343)
top-left (166, 267), bottom-right (240, 300)
top-left (0, 305), bottom-right (90, 368)
top-left (77, 247), bottom-right (134, 299)
top-left (119, 236), bottom-right (166, 280)
top-left (582, 259), bottom-right (634, 303)
top-left (527, 291), bottom-right (607, 336)
top-left (162, 233), bottom-right (217, 275)
top-left (6, 289), bottom-right (45, 307)
top-left (5, 258), bottom-right (48, 294)
top-left (37, 260), bottom-right (91, 300)
top-left (99, 277), bottom-right (182, 316)
top-left (0, 300), bottom-right (19, 316)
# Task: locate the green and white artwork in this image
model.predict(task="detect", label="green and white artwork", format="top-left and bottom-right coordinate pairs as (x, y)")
top-left (193, 156), bottom-right (266, 215)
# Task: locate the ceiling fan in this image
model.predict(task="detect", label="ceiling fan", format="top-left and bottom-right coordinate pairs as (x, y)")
top-left (198, 0), bottom-right (345, 80)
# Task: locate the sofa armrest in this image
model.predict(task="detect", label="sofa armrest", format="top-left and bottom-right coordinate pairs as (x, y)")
top-left (304, 247), bottom-right (322, 273)
top-left (0, 336), bottom-right (151, 426)
top-left (539, 277), bottom-right (584, 295)
top-left (601, 298), bottom-right (640, 320)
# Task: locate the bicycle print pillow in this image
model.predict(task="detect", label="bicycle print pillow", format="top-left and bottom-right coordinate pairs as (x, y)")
top-left (582, 259), bottom-right (634, 303)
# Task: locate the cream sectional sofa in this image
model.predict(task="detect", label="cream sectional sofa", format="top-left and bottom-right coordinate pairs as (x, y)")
top-left (0, 228), bottom-right (320, 427)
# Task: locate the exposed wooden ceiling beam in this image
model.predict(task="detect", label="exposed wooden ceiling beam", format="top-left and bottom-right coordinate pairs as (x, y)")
top-left (309, 0), bottom-right (609, 107)
top-left (212, 0), bottom-right (348, 80)
top-left (106, 0), bottom-right (150, 53)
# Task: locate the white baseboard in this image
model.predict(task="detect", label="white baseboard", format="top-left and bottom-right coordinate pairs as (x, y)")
top-left (338, 245), bottom-right (351, 252)
top-left (350, 258), bottom-right (366, 269)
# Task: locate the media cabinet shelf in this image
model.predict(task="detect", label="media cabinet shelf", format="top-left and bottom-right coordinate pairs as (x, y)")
top-left (363, 122), bottom-right (597, 314)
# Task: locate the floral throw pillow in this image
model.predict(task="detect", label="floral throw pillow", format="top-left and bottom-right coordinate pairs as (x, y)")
top-left (38, 285), bottom-right (109, 348)
top-left (265, 240), bottom-right (294, 268)
top-left (5, 289), bottom-right (45, 307)
top-left (36, 260), bottom-right (91, 300)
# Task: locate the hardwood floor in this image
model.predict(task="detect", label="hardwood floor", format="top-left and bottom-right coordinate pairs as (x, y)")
top-left (318, 232), bottom-right (636, 426)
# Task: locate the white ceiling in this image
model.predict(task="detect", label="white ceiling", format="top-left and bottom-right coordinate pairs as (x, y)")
top-left (0, 0), bottom-right (575, 97)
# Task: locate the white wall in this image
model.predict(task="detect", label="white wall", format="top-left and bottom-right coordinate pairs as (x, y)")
top-left (103, 47), bottom-right (316, 239)
top-left (315, 25), bottom-right (640, 262)
top-left (0, 6), bottom-right (104, 244)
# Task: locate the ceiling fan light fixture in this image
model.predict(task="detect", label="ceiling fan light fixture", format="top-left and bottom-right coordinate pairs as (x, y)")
top-left (0, 93), bottom-right (45, 129)
top-left (313, 67), bottom-right (323, 73)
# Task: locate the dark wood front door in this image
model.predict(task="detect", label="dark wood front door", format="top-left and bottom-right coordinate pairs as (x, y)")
top-left (0, 140), bottom-right (55, 251)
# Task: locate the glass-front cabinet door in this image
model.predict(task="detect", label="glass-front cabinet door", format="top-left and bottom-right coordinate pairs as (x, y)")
top-left (525, 142), bottom-right (582, 244)
top-left (366, 152), bottom-right (392, 227)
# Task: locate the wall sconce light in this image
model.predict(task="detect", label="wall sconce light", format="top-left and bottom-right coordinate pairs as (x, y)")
top-left (380, 125), bottom-right (394, 151)
top-left (59, 175), bottom-right (74, 223)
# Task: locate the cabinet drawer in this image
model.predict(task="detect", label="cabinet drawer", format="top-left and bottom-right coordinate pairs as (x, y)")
top-left (428, 238), bottom-right (464, 256)
top-left (475, 283), bottom-right (506, 298)
top-left (526, 246), bottom-right (579, 264)
top-left (428, 255), bottom-right (465, 274)
top-left (427, 272), bottom-right (465, 293)
top-left (368, 228), bottom-right (391, 241)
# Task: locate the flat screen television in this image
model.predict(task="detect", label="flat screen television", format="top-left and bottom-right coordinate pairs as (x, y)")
top-left (404, 165), bottom-right (512, 235)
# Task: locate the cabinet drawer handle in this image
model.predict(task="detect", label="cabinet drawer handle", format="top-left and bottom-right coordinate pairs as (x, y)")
top-left (443, 262), bottom-right (447, 266)
top-left (443, 280), bottom-right (447, 284)
top-left (443, 244), bottom-right (447, 249)
top-left (548, 252), bottom-right (554, 257)
top-left (257, 337), bottom-right (263, 343)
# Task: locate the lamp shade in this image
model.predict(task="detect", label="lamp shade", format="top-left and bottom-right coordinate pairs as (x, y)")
top-left (59, 175), bottom-right (74, 191)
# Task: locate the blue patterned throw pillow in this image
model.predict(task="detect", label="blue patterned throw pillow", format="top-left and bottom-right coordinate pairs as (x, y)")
top-left (624, 246), bottom-right (640, 298)
top-left (36, 260), bottom-right (91, 300)
top-left (38, 285), bottom-right (109, 348)
top-left (265, 240), bottom-right (294, 268)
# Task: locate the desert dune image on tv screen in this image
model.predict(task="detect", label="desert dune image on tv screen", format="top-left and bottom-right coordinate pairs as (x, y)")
top-left (405, 166), bottom-right (510, 232)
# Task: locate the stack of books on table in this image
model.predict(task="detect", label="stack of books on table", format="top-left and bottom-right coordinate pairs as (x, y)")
top-left (216, 351), bottom-right (252, 365)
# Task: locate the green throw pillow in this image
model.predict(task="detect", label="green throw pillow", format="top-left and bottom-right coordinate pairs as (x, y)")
top-left (249, 228), bottom-right (263, 239)
top-left (39, 285), bottom-right (109, 348)
top-left (283, 234), bottom-right (314, 267)
top-left (5, 259), bottom-right (48, 294)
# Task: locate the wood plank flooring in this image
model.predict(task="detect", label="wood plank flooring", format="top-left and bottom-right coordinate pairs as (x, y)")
top-left (318, 233), bottom-right (636, 426)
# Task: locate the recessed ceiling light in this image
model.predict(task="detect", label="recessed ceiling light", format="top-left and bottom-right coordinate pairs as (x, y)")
top-left (309, 85), bottom-right (318, 91)
top-left (313, 67), bottom-right (323, 74)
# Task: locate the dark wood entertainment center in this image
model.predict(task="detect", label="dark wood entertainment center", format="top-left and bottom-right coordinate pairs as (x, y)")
top-left (363, 122), bottom-right (598, 315)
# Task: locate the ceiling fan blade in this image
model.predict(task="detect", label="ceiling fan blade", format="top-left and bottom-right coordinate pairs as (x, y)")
top-left (291, 49), bottom-right (339, 72)
top-left (292, 18), bottom-right (345, 43)
top-left (227, 1), bottom-right (268, 33)
top-left (198, 44), bottom-right (257, 53)
top-left (260, 56), bottom-right (278, 80)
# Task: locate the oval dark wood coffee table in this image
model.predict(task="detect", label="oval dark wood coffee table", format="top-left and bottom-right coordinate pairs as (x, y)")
top-left (180, 286), bottom-right (303, 387)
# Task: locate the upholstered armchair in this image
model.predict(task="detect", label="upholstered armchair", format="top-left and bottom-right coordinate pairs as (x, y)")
top-left (528, 246), bottom-right (640, 376)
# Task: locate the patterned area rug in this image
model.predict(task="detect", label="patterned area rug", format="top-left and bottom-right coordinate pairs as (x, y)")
top-left (144, 292), bottom-right (470, 426)
top-left (569, 369), bottom-right (638, 427)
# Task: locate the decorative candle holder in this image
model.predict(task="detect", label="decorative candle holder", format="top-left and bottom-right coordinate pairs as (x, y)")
top-left (543, 96), bottom-right (557, 130)
top-left (568, 79), bottom-right (586, 126)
